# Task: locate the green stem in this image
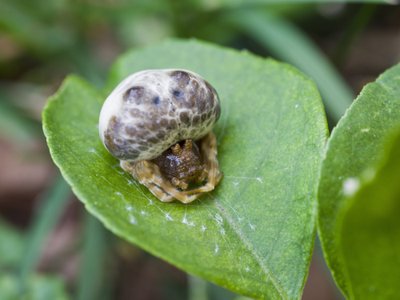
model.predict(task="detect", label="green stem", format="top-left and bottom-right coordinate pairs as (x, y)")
top-left (77, 213), bottom-right (110, 300)
top-left (0, 94), bottom-right (41, 143)
top-left (19, 176), bottom-right (70, 290)
top-left (333, 4), bottom-right (377, 67)
top-left (188, 276), bottom-right (209, 300)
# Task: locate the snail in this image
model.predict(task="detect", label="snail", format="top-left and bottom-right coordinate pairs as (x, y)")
top-left (99, 69), bottom-right (222, 203)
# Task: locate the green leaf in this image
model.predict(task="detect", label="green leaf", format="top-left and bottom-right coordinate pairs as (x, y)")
top-left (338, 130), bottom-right (400, 299)
top-left (43, 39), bottom-right (328, 299)
top-left (0, 274), bottom-right (69, 300)
top-left (318, 63), bottom-right (400, 298)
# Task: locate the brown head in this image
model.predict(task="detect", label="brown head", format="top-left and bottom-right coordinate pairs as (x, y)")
top-left (152, 140), bottom-right (207, 189)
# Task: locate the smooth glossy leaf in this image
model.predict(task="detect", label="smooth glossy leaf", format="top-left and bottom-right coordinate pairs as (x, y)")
top-left (338, 130), bottom-right (400, 299)
top-left (43, 39), bottom-right (328, 299)
top-left (318, 63), bottom-right (400, 297)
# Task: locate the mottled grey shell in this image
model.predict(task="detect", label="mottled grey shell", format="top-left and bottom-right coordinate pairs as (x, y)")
top-left (99, 69), bottom-right (221, 162)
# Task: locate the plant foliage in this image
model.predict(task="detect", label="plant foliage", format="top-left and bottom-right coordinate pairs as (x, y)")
top-left (43, 39), bottom-right (328, 299)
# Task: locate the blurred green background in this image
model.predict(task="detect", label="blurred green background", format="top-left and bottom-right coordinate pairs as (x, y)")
top-left (0, 1), bottom-right (399, 299)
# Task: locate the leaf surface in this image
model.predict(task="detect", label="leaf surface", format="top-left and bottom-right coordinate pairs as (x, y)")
top-left (339, 130), bottom-right (400, 299)
top-left (318, 63), bottom-right (400, 297)
top-left (44, 39), bottom-right (327, 299)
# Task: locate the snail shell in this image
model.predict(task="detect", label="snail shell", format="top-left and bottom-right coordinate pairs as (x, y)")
top-left (99, 69), bottom-right (221, 162)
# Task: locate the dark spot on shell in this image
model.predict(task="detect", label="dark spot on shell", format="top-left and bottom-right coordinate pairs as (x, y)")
top-left (127, 149), bottom-right (140, 157)
top-left (137, 140), bottom-right (149, 146)
top-left (138, 145), bottom-right (148, 151)
top-left (129, 108), bottom-right (141, 117)
top-left (188, 129), bottom-right (198, 138)
top-left (200, 113), bottom-right (207, 122)
top-left (198, 99), bottom-right (206, 113)
top-left (187, 80), bottom-right (199, 107)
top-left (187, 94), bottom-right (197, 109)
top-left (147, 111), bottom-right (158, 120)
top-left (136, 129), bottom-right (150, 139)
top-left (180, 111), bottom-right (190, 124)
top-left (153, 96), bottom-right (160, 105)
top-left (147, 136), bottom-right (159, 144)
top-left (104, 116), bottom-right (122, 155)
top-left (159, 118), bottom-right (168, 127)
top-left (125, 126), bottom-right (137, 137)
top-left (191, 80), bottom-right (199, 91)
top-left (186, 97), bottom-right (195, 108)
top-left (167, 119), bottom-right (178, 130)
top-left (170, 70), bottom-right (190, 87)
top-left (156, 131), bottom-right (166, 140)
top-left (198, 88), bottom-right (206, 102)
top-left (193, 115), bottom-right (201, 126)
top-left (147, 122), bottom-right (158, 131)
top-left (108, 115), bottom-right (119, 130)
top-left (124, 138), bottom-right (136, 146)
top-left (172, 89), bottom-right (184, 99)
top-left (204, 101), bottom-right (211, 112)
top-left (123, 86), bottom-right (144, 103)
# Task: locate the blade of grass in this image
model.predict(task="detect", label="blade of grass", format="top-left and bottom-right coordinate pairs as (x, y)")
top-left (0, 1), bottom-right (73, 55)
top-left (19, 176), bottom-right (70, 290)
top-left (333, 4), bottom-right (377, 66)
top-left (189, 275), bottom-right (252, 300)
top-left (0, 98), bottom-right (40, 143)
top-left (188, 276), bottom-right (209, 300)
top-left (225, 9), bottom-right (354, 122)
top-left (0, 219), bottom-right (24, 270)
top-left (77, 213), bottom-right (110, 300)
